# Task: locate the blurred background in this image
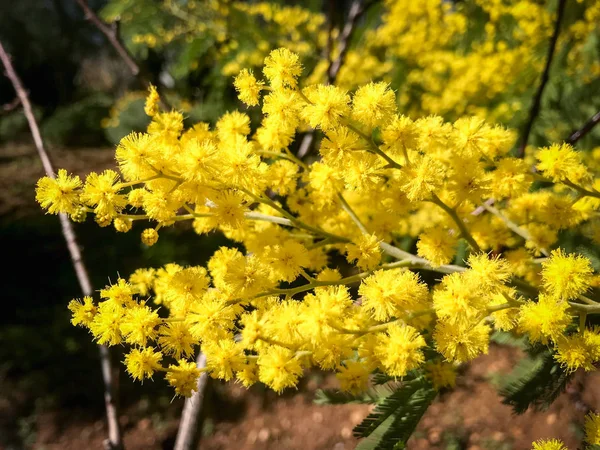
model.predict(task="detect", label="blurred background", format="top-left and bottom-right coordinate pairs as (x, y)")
top-left (1, 0), bottom-right (599, 449)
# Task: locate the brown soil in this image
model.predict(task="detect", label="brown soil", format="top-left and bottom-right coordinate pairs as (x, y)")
top-left (25, 345), bottom-right (595, 450)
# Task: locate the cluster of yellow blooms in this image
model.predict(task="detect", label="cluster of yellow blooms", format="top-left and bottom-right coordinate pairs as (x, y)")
top-left (37, 46), bottom-right (600, 448)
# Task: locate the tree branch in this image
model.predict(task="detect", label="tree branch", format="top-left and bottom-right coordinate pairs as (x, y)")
top-left (516, 0), bottom-right (567, 158)
top-left (297, 0), bottom-right (380, 158)
top-left (566, 109), bottom-right (600, 145)
top-left (173, 352), bottom-right (209, 450)
top-left (75, 0), bottom-right (140, 76)
top-left (0, 41), bottom-right (124, 450)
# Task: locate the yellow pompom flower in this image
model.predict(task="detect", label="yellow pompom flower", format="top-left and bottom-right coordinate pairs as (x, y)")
top-left (466, 253), bottom-right (511, 291)
top-left (208, 190), bottom-right (247, 229)
top-left (517, 294), bottom-right (571, 344)
top-left (536, 142), bottom-right (588, 183)
top-left (425, 361), bottom-right (457, 390)
top-left (584, 411), bottom-right (600, 445)
top-left (257, 346), bottom-right (304, 393)
top-left (166, 359), bottom-right (201, 397)
top-left (128, 268), bottom-right (156, 297)
top-left (68, 296), bottom-right (97, 327)
top-left (346, 233), bottom-right (382, 270)
top-left (144, 84), bottom-right (160, 117)
top-left (233, 68), bottom-right (264, 106)
top-left (113, 218), bottom-right (132, 233)
top-left (263, 48), bottom-right (302, 89)
top-left (375, 324), bottom-right (426, 377)
top-left (531, 438), bottom-right (568, 450)
top-left (352, 81), bottom-right (397, 129)
top-left (301, 84), bottom-right (350, 130)
top-left (400, 155), bottom-right (445, 202)
top-left (89, 299), bottom-right (124, 346)
top-left (36, 169), bottom-right (82, 215)
top-left (359, 269), bottom-right (429, 321)
top-left (554, 333), bottom-right (596, 372)
top-left (541, 249), bottom-right (593, 300)
top-left (124, 347), bottom-right (162, 381)
top-left (416, 228), bottom-right (458, 267)
top-left (265, 241), bottom-right (311, 282)
top-left (120, 304), bottom-right (161, 346)
top-left (434, 321), bottom-right (490, 363)
top-left (141, 228), bottom-right (159, 246)
top-left (216, 110), bottom-right (251, 138)
top-left (204, 339), bottom-right (246, 381)
top-left (336, 360), bottom-right (371, 394)
top-left (158, 321), bottom-right (196, 359)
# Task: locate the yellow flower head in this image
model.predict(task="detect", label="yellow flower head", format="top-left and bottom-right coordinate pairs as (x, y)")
top-left (345, 233), bottom-right (382, 270)
top-left (258, 346), bottom-right (304, 393)
top-left (68, 296), bottom-right (97, 327)
top-left (352, 81), bottom-right (397, 129)
top-left (417, 228), bottom-right (458, 267)
top-left (375, 323), bottom-right (426, 377)
top-left (301, 84), bottom-right (350, 130)
top-left (336, 360), bottom-right (371, 394)
top-left (263, 48), bottom-right (302, 89)
top-left (531, 438), bottom-right (568, 450)
top-left (542, 249), bottom-right (593, 300)
top-left (425, 361), bottom-right (457, 390)
top-left (585, 411), bottom-right (600, 445)
top-left (166, 359), bottom-right (201, 397)
top-left (36, 169), bottom-right (82, 215)
top-left (233, 68), bottom-right (264, 106)
top-left (517, 294), bottom-right (571, 344)
top-left (434, 320), bottom-right (490, 363)
top-left (124, 347), bottom-right (162, 381)
top-left (536, 143), bottom-right (588, 183)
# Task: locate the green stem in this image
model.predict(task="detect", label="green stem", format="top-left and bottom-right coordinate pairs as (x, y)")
top-left (338, 193), bottom-right (368, 234)
top-left (563, 179), bottom-right (600, 199)
top-left (430, 193), bottom-right (481, 253)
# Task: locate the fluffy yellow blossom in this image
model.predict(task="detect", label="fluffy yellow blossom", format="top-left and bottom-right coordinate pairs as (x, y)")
top-left (585, 411), bottom-right (600, 445)
top-left (554, 333), bottom-right (596, 372)
top-left (166, 359), bottom-right (201, 397)
top-left (144, 84), bottom-right (160, 117)
top-left (541, 249), bottom-right (593, 300)
top-left (416, 228), bottom-right (458, 267)
top-left (68, 296), bottom-right (97, 327)
top-left (234, 68), bottom-right (264, 106)
top-left (434, 321), bottom-right (490, 363)
top-left (359, 269), bottom-right (428, 321)
top-left (352, 81), bottom-right (397, 128)
top-left (263, 48), bottom-right (302, 89)
top-left (36, 169), bottom-right (82, 215)
top-left (301, 84), bottom-right (350, 130)
top-left (375, 324), bottom-right (426, 377)
top-left (425, 361), bottom-right (457, 390)
top-left (124, 347), bottom-right (162, 381)
top-left (345, 233), bottom-right (382, 270)
top-left (517, 295), bottom-right (571, 344)
top-left (336, 360), bottom-right (371, 394)
top-left (531, 439), bottom-right (568, 450)
top-left (536, 143), bottom-right (588, 183)
top-left (258, 346), bottom-right (304, 392)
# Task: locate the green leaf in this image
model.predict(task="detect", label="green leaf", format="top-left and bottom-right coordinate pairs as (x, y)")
top-left (353, 377), bottom-right (437, 450)
top-left (499, 350), bottom-right (572, 414)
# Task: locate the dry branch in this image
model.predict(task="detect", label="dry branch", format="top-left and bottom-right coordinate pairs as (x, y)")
top-left (0, 40), bottom-right (124, 450)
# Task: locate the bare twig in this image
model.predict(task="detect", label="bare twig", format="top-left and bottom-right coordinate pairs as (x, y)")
top-left (2, 96), bottom-right (20, 113)
top-left (298, 0), bottom-right (380, 158)
top-left (0, 41), bottom-right (124, 450)
top-left (516, 0), bottom-right (567, 158)
top-left (173, 352), bottom-right (209, 450)
top-left (566, 109), bottom-right (600, 145)
top-left (75, 0), bottom-right (139, 76)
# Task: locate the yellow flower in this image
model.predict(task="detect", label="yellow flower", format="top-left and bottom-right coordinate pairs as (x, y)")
top-left (517, 294), bottom-right (571, 344)
top-left (554, 333), bottom-right (596, 372)
top-left (541, 249), bottom-right (593, 300)
top-left (35, 169), bottom-right (82, 215)
top-left (68, 296), bottom-right (97, 327)
top-left (263, 48), bottom-right (302, 89)
top-left (258, 346), bottom-right (304, 392)
top-left (434, 320), bottom-right (490, 363)
top-left (417, 228), bottom-right (458, 267)
top-left (531, 438), bottom-right (568, 450)
top-left (233, 68), bottom-right (264, 106)
top-left (124, 347), bottom-right (162, 381)
top-left (166, 359), bottom-right (201, 397)
top-left (144, 84), bottom-right (160, 117)
top-left (375, 323), bottom-right (426, 377)
top-left (336, 360), bottom-right (371, 394)
top-left (352, 81), bottom-right (397, 129)
top-left (536, 143), bottom-right (588, 183)
top-left (301, 84), bottom-right (350, 130)
top-left (584, 411), bottom-right (600, 445)
top-left (425, 361), bottom-right (456, 390)
top-left (346, 233), bottom-right (382, 270)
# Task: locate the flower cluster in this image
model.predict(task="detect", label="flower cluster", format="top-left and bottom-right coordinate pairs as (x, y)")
top-left (38, 44), bottom-right (600, 445)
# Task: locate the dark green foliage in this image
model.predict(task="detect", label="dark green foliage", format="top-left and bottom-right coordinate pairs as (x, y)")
top-left (353, 377), bottom-right (437, 450)
top-left (499, 350), bottom-right (572, 414)
top-left (314, 383), bottom-right (397, 405)
top-left (489, 330), bottom-right (528, 349)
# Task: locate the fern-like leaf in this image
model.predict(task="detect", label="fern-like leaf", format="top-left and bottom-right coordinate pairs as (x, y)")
top-left (353, 377), bottom-right (437, 450)
top-left (500, 350), bottom-right (572, 414)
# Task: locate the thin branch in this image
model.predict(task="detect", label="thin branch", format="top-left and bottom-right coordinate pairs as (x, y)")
top-left (173, 352), bottom-right (209, 450)
top-left (327, 0), bottom-right (379, 83)
top-left (2, 96), bottom-right (20, 113)
top-left (297, 0), bottom-right (380, 158)
top-left (566, 109), bottom-right (600, 145)
top-left (75, 0), bottom-right (140, 76)
top-left (0, 41), bottom-right (124, 450)
top-left (516, 0), bottom-right (567, 158)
